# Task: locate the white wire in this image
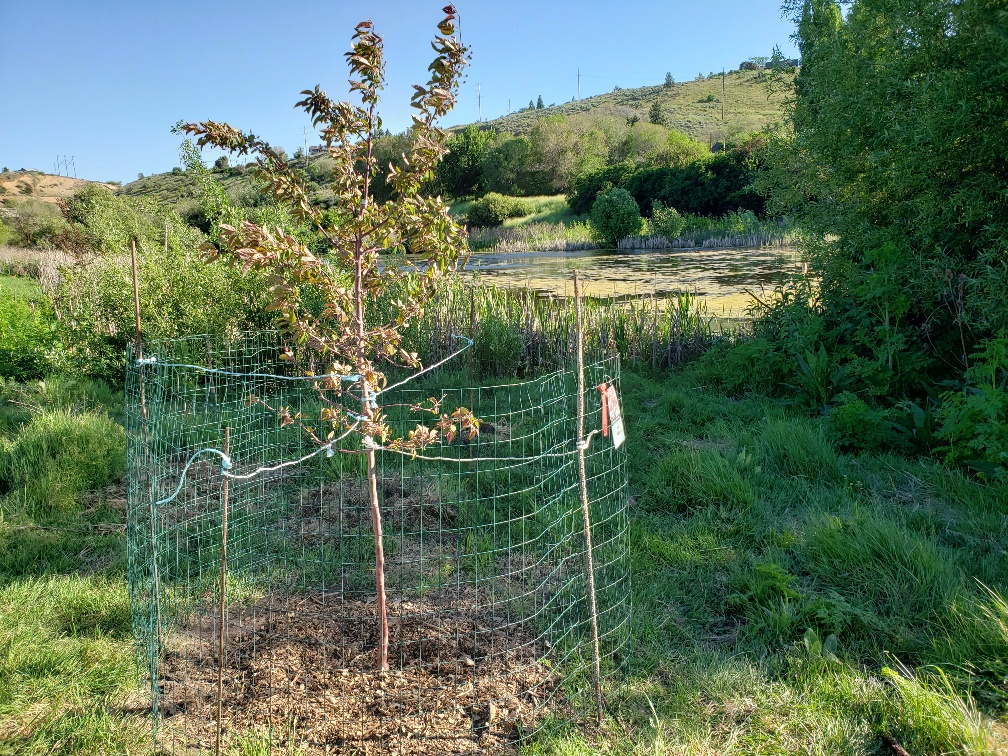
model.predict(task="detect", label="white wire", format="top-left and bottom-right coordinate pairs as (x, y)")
top-left (152, 423), bottom-right (359, 507)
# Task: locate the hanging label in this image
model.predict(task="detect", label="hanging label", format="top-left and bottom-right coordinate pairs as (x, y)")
top-left (605, 385), bottom-right (625, 449)
top-left (598, 383), bottom-right (609, 437)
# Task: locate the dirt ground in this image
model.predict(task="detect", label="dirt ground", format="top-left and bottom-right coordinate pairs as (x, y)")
top-left (158, 591), bottom-right (558, 755)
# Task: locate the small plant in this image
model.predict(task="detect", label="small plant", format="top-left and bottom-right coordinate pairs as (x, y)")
top-left (183, 7), bottom-right (473, 671)
top-left (589, 187), bottom-right (642, 246)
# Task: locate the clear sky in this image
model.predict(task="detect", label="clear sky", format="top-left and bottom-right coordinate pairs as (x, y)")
top-left (0, 1), bottom-right (798, 183)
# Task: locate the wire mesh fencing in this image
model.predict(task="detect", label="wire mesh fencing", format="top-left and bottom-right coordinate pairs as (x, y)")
top-left (126, 331), bottom-right (630, 755)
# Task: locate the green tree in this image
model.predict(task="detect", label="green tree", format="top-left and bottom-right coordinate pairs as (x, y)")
top-left (767, 0), bottom-right (1008, 398)
top-left (648, 99), bottom-right (666, 126)
top-left (589, 187), bottom-right (642, 245)
top-left (436, 123), bottom-right (497, 198)
top-left (536, 95), bottom-right (544, 109)
top-left (213, 155), bottom-right (229, 171)
top-left (664, 72), bottom-right (674, 88)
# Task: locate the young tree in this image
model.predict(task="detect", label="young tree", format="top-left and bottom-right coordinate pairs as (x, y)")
top-left (182, 7), bottom-right (474, 672)
top-left (528, 99), bottom-right (534, 110)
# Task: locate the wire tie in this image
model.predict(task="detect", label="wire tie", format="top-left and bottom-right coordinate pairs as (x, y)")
top-left (220, 455), bottom-right (233, 471)
top-left (136, 356), bottom-right (158, 366)
top-left (325, 443), bottom-right (335, 458)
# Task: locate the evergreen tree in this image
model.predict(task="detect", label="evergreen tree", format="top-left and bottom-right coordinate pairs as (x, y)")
top-left (528, 100), bottom-right (534, 110)
top-left (648, 99), bottom-right (665, 126)
top-left (664, 72), bottom-right (674, 88)
top-left (536, 95), bottom-right (544, 109)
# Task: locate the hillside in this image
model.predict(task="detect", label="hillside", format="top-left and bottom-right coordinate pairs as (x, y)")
top-left (0, 170), bottom-right (115, 205)
top-left (462, 68), bottom-right (791, 144)
top-left (115, 69), bottom-right (792, 208)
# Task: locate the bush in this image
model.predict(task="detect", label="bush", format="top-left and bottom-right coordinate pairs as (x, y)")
top-left (690, 337), bottom-right (786, 396)
top-left (0, 286), bottom-right (57, 381)
top-left (936, 332), bottom-right (1008, 480)
top-left (466, 193), bottom-right (532, 228)
top-left (589, 188), bottom-right (642, 246)
top-left (650, 200), bottom-right (686, 239)
top-left (826, 393), bottom-right (905, 454)
top-left (0, 409), bottom-right (125, 515)
top-left (54, 244), bottom-right (271, 381)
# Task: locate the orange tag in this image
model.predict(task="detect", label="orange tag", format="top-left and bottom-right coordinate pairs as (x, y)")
top-left (598, 383), bottom-right (609, 437)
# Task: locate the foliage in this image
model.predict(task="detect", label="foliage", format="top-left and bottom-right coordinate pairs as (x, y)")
top-left (589, 188), bottom-right (642, 246)
top-left (437, 124), bottom-right (498, 198)
top-left (648, 99), bottom-right (665, 126)
top-left (566, 160), bottom-right (637, 216)
top-left (54, 240), bottom-right (270, 382)
top-left (0, 281), bottom-right (57, 380)
top-left (759, 0), bottom-right (1008, 452)
top-left (62, 183), bottom-right (203, 257)
top-left (465, 192), bottom-right (532, 227)
top-left (935, 332), bottom-right (1008, 480)
top-left (649, 201), bottom-right (685, 239)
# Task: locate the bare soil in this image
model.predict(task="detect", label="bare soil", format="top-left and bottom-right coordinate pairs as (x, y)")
top-left (159, 592), bottom-right (557, 755)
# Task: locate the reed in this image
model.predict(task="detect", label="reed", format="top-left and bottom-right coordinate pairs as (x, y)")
top-left (384, 276), bottom-right (734, 377)
top-left (618, 229), bottom-right (800, 250)
top-left (0, 246), bottom-right (72, 293)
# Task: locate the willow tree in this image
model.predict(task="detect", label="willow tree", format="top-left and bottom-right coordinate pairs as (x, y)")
top-left (183, 6), bottom-right (476, 671)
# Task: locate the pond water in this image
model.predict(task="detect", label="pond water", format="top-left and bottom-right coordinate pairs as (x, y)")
top-left (462, 246), bottom-right (804, 315)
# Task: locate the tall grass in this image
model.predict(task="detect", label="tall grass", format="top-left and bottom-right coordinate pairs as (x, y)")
top-left (388, 276), bottom-right (728, 376)
top-left (0, 246), bottom-right (71, 292)
top-left (467, 220), bottom-right (596, 253)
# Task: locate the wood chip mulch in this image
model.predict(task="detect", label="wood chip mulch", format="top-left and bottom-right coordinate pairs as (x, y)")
top-left (158, 592), bottom-right (558, 755)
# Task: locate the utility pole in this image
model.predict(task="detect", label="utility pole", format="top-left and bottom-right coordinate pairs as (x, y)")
top-left (478, 83), bottom-right (481, 122)
top-left (508, 98), bottom-right (511, 114)
top-left (577, 68), bottom-right (581, 100)
top-left (303, 126), bottom-right (309, 169)
top-left (70, 156), bottom-right (76, 178)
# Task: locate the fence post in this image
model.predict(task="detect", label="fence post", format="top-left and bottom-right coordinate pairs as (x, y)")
top-left (215, 426), bottom-right (231, 756)
top-left (130, 238), bottom-right (163, 674)
top-left (573, 270), bottom-right (604, 725)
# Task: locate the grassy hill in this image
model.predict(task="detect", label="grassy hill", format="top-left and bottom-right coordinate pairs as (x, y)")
top-left (115, 69), bottom-right (792, 208)
top-left (461, 69), bottom-right (792, 145)
top-left (0, 170), bottom-right (115, 206)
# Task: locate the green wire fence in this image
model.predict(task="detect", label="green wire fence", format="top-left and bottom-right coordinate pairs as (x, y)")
top-left (125, 330), bottom-right (630, 755)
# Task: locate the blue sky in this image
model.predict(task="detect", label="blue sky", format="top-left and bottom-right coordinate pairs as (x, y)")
top-left (0, 1), bottom-right (798, 183)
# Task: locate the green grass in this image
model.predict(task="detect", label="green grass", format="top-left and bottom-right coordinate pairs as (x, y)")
top-left (2, 365), bottom-right (1006, 754)
top-left (1, 306), bottom-right (1006, 754)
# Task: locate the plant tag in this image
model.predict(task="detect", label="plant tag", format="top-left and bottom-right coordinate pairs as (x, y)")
top-left (605, 385), bottom-right (625, 449)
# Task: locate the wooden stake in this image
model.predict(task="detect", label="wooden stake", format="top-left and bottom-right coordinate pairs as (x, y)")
top-left (130, 238), bottom-right (163, 669)
top-left (573, 270), bottom-right (604, 725)
top-left (215, 426), bottom-right (231, 756)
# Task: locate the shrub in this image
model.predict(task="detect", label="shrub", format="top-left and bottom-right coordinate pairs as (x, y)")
top-left (589, 188), bottom-right (642, 246)
top-left (936, 332), bottom-right (1008, 480)
top-left (690, 337), bottom-right (786, 396)
top-left (565, 161), bottom-right (636, 215)
top-left (826, 393), bottom-right (904, 454)
top-left (650, 200), bottom-right (686, 239)
top-left (0, 286), bottom-right (57, 381)
top-left (0, 409), bottom-right (125, 515)
top-left (53, 244), bottom-right (271, 381)
top-left (466, 193), bottom-right (532, 228)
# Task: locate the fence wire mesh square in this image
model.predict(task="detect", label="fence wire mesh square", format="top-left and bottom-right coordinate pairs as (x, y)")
top-left (126, 332), bottom-right (630, 755)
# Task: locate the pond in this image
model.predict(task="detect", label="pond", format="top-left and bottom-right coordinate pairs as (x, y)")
top-left (463, 246), bottom-right (804, 315)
